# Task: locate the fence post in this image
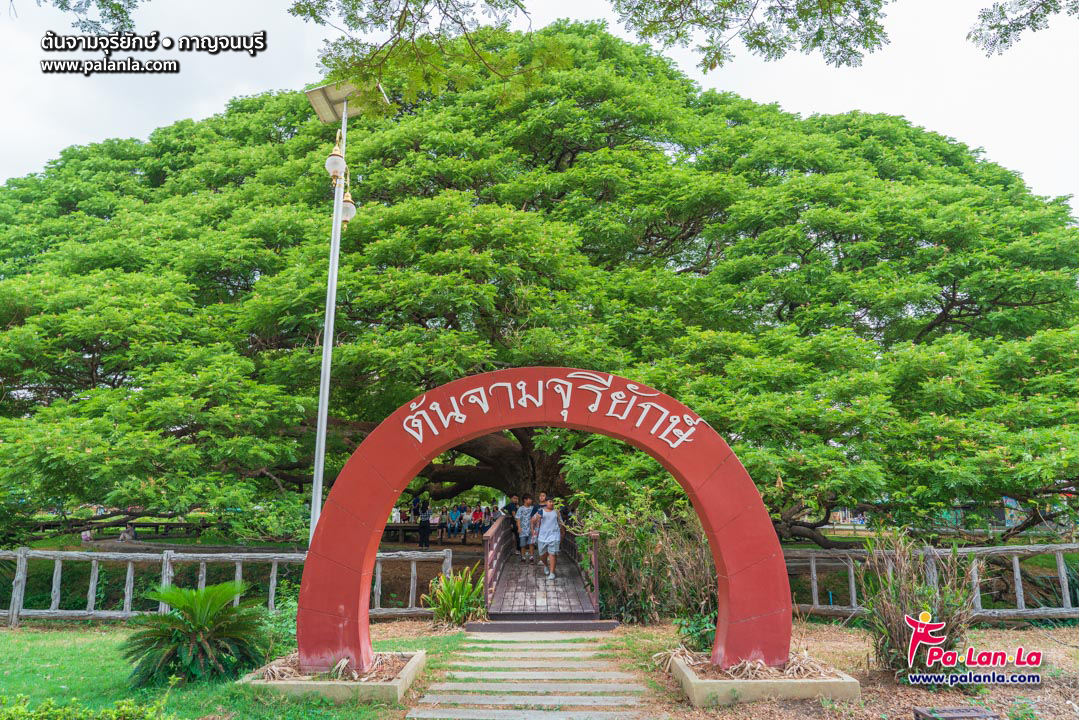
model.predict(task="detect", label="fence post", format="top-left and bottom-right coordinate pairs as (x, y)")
top-left (233, 562), bottom-right (243, 607)
top-left (408, 559), bottom-right (417, 609)
top-left (971, 557), bottom-right (982, 611)
top-left (846, 556), bottom-right (857, 608)
top-left (50, 558), bottom-right (63, 611)
top-left (86, 559), bottom-right (100, 612)
top-left (8, 547), bottom-right (28, 627)
top-left (268, 560), bottom-right (279, 612)
top-left (373, 560), bottom-right (382, 610)
top-left (809, 555), bottom-right (820, 607)
top-left (158, 550), bottom-right (174, 614)
top-left (1057, 552), bottom-right (1071, 609)
top-left (924, 549), bottom-right (939, 595)
top-left (442, 549), bottom-right (452, 577)
top-left (1012, 554), bottom-right (1025, 610)
top-left (123, 562), bottom-right (135, 616)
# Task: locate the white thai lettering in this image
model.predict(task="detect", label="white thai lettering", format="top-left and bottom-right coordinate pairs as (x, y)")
top-left (489, 382), bottom-right (515, 409)
top-left (567, 371), bottom-right (612, 412)
top-left (430, 396), bottom-right (467, 428)
top-left (460, 387), bottom-right (490, 414)
top-left (606, 391), bottom-right (638, 420)
top-left (635, 401), bottom-right (671, 434)
top-left (403, 396), bottom-right (439, 442)
top-left (516, 380), bottom-right (543, 408)
top-left (546, 379), bottom-right (574, 420)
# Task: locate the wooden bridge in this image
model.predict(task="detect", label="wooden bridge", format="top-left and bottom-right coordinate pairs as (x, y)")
top-left (477, 516), bottom-right (615, 628)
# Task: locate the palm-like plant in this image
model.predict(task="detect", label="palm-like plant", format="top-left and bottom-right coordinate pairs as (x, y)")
top-left (421, 564), bottom-right (486, 626)
top-left (121, 581), bottom-right (266, 687)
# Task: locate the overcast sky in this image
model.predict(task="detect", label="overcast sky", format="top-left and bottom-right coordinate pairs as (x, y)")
top-left (0, 0), bottom-right (1075, 211)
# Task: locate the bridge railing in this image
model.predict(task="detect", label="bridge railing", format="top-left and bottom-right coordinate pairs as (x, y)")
top-left (1, 547), bottom-right (451, 625)
top-left (565, 528), bottom-right (600, 613)
top-left (786, 543), bottom-right (1079, 621)
top-left (481, 515), bottom-right (515, 607)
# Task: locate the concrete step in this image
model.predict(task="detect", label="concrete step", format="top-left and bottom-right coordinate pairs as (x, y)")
top-left (406, 710), bottom-right (640, 720)
top-left (448, 660), bottom-right (610, 669)
top-left (464, 632), bottom-right (609, 643)
top-left (428, 683), bottom-right (646, 694)
top-left (419, 695), bottom-right (641, 707)
top-left (459, 651), bottom-right (601, 659)
top-left (463, 643), bottom-right (603, 651)
top-left (466, 620), bottom-right (619, 633)
top-left (488, 612), bottom-right (599, 621)
top-left (448, 671), bottom-right (635, 681)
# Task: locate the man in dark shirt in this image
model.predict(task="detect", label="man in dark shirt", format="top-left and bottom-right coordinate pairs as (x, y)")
top-left (502, 495), bottom-right (519, 556)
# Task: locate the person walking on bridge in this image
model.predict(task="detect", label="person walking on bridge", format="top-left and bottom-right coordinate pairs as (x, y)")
top-left (531, 497), bottom-right (564, 581)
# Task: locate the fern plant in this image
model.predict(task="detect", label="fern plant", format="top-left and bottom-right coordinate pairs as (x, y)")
top-left (421, 564), bottom-right (486, 626)
top-left (121, 581), bottom-right (265, 686)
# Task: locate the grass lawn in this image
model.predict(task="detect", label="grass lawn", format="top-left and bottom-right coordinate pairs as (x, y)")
top-left (4, 619), bottom-right (1079, 719)
top-left (0, 622), bottom-right (465, 720)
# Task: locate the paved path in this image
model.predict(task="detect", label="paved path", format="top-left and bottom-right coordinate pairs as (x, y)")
top-left (407, 632), bottom-right (648, 720)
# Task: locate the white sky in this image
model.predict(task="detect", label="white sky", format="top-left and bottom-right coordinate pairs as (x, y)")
top-left (0, 0), bottom-right (1075, 210)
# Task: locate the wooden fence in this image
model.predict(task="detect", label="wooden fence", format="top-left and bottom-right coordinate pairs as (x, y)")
top-left (786, 543), bottom-right (1079, 621)
top-left (1, 547), bottom-right (452, 626)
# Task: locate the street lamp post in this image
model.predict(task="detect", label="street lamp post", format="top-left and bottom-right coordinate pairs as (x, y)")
top-left (305, 82), bottom-right (360, 543)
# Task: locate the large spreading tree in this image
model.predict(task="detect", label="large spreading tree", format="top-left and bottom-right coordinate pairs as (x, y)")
top-left (2, 23), bottom-right (1077, 545)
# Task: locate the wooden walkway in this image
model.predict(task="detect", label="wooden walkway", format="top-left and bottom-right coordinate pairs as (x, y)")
top-left (488, 552), bottom-right (597, 620)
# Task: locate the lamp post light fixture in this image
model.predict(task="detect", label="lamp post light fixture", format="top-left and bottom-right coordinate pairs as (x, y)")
top-left (304, 81), bottom-right (362, 543)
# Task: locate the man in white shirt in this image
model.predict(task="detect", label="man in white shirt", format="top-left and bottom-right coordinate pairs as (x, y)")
top-left (530, 497), bottom-right (564, 581)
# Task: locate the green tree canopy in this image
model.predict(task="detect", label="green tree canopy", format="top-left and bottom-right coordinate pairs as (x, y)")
top-left (2, 23), bottom-right (1077, 545)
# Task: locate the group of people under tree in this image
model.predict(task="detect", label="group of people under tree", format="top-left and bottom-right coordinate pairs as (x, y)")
top-left (390, 497), bottom-right (504, 548)
top-left (390, 491), bottom-right (571, 579)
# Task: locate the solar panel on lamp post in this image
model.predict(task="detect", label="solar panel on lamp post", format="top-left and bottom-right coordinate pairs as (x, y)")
top-left (304, 81), bottom-right (361, 544)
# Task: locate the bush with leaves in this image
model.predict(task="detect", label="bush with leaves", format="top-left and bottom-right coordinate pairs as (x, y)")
top-left (0, 696), bottom-right (172, 719)
top-left (121, 581), bottom-right (266, 686)
top-left (574, 492), bottom-right (716, 624)
top-left (257, 578), bottom-right (299, 657)
top-left (673, 613), bottom-right (716, 652)
top-left (421, 564), bottom-right (486, 626)
top-left (857, 533), bottom-right (975, 678)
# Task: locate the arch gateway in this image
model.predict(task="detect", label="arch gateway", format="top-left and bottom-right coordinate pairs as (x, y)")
top-left (297, 367), bottom-right (791, 670)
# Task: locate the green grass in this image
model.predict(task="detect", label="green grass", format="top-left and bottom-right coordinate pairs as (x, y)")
top-left (0, 624), bottom-right (465, 719)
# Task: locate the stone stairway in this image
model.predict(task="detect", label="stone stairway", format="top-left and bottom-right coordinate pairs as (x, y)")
top-left (406, 631), bottom-right (647, 720)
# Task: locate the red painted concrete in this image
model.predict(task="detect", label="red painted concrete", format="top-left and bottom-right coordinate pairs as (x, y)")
top-left (298, 367), bottom-right (791, 670)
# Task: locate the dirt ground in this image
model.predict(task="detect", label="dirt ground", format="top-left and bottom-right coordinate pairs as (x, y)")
top-left (377, 618), bottom-right (1079, 719)
top-left (373, 540), bottom-right (485, 608)
top-left (612, 621), bottom-right (1079, 720)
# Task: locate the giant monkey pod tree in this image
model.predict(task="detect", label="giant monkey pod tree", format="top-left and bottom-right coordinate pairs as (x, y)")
top-left (1, 24), bottom-right (1078, 552)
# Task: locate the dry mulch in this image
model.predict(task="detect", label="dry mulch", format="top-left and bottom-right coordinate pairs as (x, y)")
top-left (257, 651), bottom-right (409, 683)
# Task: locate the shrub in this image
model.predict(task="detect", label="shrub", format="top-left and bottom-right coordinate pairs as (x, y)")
top-left (673, 612), bottom-right (716, 652)
top-left (575, 495), bottom-right (716, 624)
top-left (857, 532), bottom-right (975, 678)
top-left (421, 564), bottom-right (485, 626)
top-left (121, 581), bottom-right (266, 686)
top-left (257, 578), bottom-right (299, 657)
top-left (0, 696), bottom-right (173, 719)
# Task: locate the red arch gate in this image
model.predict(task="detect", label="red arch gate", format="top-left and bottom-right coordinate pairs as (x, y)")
top-left (298, 367), bottom-right (791, 670)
